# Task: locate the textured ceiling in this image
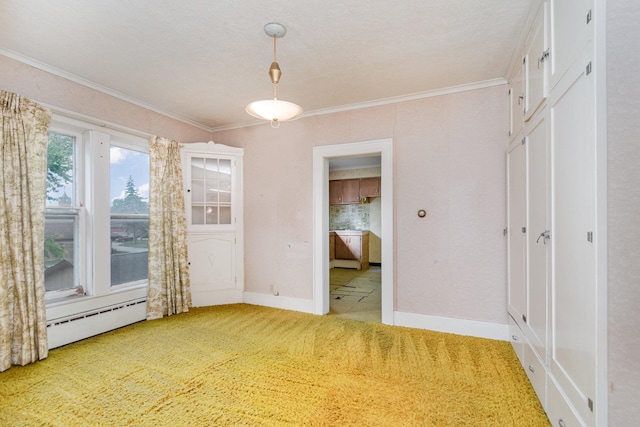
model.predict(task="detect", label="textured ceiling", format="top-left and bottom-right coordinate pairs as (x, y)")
top-left (0, 0), bottom-right (534, 130)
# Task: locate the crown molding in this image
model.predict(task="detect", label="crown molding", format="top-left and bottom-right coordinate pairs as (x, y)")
top-left (3, 48), bottom-right (507, 134)
top-left (0, 48), bottom-right (214, 132)
top-left (210, 78), bottom-right (508, 132)
top-left (301, 78), bottom-right (508, 119)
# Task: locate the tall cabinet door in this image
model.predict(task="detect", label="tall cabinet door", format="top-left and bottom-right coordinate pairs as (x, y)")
top-left (549, 0), bottom-right (592, 89)
top-left (524, 2), bottom-right (548, 122)
top-left (507, 137), bottom-right (527, 327)
top-left (182, 142), bottom-right (244, 307)
top-left (549, 55), bottom-right (596, 426)
top-left (525, 110), bottom-right (549, 360)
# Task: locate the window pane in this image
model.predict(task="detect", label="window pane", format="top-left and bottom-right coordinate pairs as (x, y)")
top-left (204, 158), bottom-right (219, 180)
top-left (219, 180), bottom-right (232, 204)
top-left (206, 206), bottom-right (218, 224)
top-left (110, 217), bottom-right (149, 286)
top-left (46, 132), bottom-right (75, 207)
top-left (45, 132), bottom-right (81, 298)
top-left (219, 207), bottom-right (231, 224)
top-left (189, 156), bottom-right (232, 225)
top-left (110, 146), bottom-right (149, 286)
top-left (192, 206), bottom-right (205, 224)
top-left (44, 212), bottom-right (79, 292)
top-left (219, 159), bottom-right (231, 179)
top-left (191, 158), bottom-right (205, 179)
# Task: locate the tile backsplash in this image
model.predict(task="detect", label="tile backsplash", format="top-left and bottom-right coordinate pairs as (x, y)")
top-left (330, 203), bottom-right (370, 230)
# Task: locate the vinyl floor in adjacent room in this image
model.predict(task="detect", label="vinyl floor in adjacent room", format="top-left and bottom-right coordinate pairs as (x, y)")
top-left (329, 266), bottom-right (381, 322)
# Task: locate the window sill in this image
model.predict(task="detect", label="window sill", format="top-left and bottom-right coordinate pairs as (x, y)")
top-left (46, 283), bottom-right (148, 323)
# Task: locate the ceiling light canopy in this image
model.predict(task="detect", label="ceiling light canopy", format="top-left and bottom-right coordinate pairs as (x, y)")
top-left (246, 23), bottom-right (303, 128)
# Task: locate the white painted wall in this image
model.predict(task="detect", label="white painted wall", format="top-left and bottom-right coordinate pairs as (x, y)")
top-left (607, 1), bottom-right (640, 425)
top-left (212, 84), bottom-right (509, 324)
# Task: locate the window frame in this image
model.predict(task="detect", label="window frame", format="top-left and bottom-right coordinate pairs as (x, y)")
top-left (45, 114), bottom-right (150, 322)
top-left (44, 126), bottom-right (85, 301)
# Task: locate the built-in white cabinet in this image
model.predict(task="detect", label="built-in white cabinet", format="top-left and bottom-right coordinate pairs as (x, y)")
top-left (509, 63), bottom-right (525, 139)
top-left (548, 0), bottom-right (593, 90)
top-left (507, 135), bottom-right (526, 323)
top-left (524, 2), bottom-right (548, 121)
top-left (181, 141), bottom-right (244, 306)
top-left (548, 43), bottom-right (597, 427)
top-left (510, 1), bottom-right (549, 137)
top-left (524, 109), bottom-right (549, 363)
top-left (507, 107), bottom-right (550, 381)
top-left (506, 1), bottom-right (602, 426)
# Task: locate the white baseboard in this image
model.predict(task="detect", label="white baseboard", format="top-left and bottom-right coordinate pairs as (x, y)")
top-left (242, 292), bottom-right (314, 314)
top-left (191, 289), bottom-right (243, 307)
top-left (394, 311), bottom-right (508, 341)
top-left (239, 295), bottom-right (506, 341)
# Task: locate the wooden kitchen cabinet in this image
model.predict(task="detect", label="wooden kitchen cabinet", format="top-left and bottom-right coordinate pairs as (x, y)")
top-left (329, 177), bottom-right (380, 204)
top-left (329, 179), bottom-right (360, 204)
top-left (359, 177), bottom-right (380, 198)
top-left (329, 180), bottom-right (342, 204)
top-left (329, 232), bottom-right (335, 260)
top-left (332, 230), bottom-right (369, 270)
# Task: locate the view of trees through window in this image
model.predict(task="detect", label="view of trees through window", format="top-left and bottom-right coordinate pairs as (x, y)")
top-left (44, 131), bottom-right (150, 296)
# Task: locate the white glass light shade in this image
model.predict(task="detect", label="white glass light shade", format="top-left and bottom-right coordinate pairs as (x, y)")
top-left (245, 99), bottom-right (304, 122)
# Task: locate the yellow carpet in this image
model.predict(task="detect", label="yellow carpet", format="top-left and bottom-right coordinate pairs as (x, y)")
top-left (0, 304), bottom-right (550, 426)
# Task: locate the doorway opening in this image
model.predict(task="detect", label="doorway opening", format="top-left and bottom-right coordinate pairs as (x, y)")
top-left (328, 156), bottom-right (382, 321)
top-left (312, 139), bottom-right (394, 325)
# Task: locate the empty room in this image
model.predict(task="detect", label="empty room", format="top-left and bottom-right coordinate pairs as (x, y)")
top-left (0, 1), bottom-right (637, 426)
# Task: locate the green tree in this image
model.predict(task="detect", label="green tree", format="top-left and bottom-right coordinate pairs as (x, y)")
top-left (111, 175), bottom-right (149, 214)
top-left (46, 133), bottom-right (74, 202)
top-left (44, 234), bottom-right (66, 262)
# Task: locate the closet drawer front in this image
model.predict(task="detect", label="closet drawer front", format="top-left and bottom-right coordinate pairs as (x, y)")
top-left (523, 344), bottom-right (547, 407)
top-left (546, 375), bottom-right (585, 427)
top-left (508, 315), bottom-right (525, 365)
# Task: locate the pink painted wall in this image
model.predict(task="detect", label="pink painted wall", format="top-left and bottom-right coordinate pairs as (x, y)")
top-left (0, 54), bottom-right (211, 142)
top-left (607, 1), bottom-right (640, 424)
top-left (212, 84), bottom-right (509, 324)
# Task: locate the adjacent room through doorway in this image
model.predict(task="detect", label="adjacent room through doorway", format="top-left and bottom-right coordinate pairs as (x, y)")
top-left (312, 139), bottom-right (394, 324)
top-left (327, 155), bottom-right (382, 322)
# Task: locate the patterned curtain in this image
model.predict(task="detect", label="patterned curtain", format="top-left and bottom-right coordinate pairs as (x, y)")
top-left (0, 90), bottom-right (51, 372)
top-left (146, 136), bottom-right (191, 319)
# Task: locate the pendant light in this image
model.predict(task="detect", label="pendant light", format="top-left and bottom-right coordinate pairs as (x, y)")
top-left (246, 23), bottom-right (303, 128)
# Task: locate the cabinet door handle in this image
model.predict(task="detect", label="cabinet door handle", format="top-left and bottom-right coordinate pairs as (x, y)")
top-left (536, 230), bottom-right (550, 244)
top-left (528, 365), bottom-right (535, 374)
top-left (558, 419), bottom-right (566, 427)
top-left (512, 335), bottom-right (519, 341)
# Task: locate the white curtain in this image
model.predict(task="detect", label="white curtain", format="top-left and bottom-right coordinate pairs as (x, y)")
top-left (146, 136), bottom-right (191, 319)
top-left (0, 90), bottom-right (51, 372)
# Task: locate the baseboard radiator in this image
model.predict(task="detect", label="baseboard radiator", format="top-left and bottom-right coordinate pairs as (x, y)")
top-left (47, 299), bottom-right (147, 349)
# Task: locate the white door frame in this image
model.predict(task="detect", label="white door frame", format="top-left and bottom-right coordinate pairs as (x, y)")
top-left (312, 139), bottom-right (394, 324)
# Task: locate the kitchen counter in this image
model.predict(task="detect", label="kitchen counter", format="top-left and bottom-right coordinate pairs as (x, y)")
top-left (330, 230), bottom-right (369, 270)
